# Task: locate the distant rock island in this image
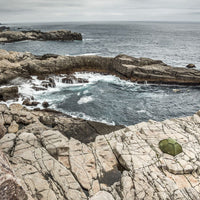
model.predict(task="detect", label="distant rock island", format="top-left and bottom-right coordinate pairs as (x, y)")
top-left (0, 29), bottom-right (82, 42)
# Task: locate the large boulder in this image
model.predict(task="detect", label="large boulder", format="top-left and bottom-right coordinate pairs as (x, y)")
top-left (0, 86), bottom-right (19, 101)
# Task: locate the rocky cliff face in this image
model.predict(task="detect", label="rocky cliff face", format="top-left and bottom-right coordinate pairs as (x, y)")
top-left (0, 49), bottom-right (200, 85)
top-left (0, 30), bottom-right (82, 43)
top-left (0, 103), bottom-right (200, 199)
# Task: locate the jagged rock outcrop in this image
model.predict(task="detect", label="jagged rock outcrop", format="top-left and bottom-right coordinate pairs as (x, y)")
top-left (0, 103), bottom-right (200, 199)
top-left (0, 30), bottom-right (82, 43)
top-left (0, 49), bottom-right (200, 85)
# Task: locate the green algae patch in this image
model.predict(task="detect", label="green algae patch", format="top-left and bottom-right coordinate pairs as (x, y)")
top-left (159, 138), bottom-right (183, 156)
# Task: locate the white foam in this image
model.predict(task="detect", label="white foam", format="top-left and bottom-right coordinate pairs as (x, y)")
top-left (77, 96), bottom-right (94, 104)
top-left (2, 72), bottom-right (139, 125)
top-left (59, 110), bottom-right (116, 125)
top-left (73, 72), bottom-right (136, 87)
top-left (77, 53), bottom-right (99, 56)
top-left (83, 90), bottom-right (89, 94)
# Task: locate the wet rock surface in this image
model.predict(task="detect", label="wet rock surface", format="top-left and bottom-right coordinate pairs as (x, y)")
top-left (0, 30), bottom-right (82, 43)
top-left (186, 64), bottom-right (196, 68)
top-left (0, 103), bottom-right (199, 199)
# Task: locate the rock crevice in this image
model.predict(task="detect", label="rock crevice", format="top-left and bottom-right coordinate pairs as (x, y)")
top-left (0, 103), bottom-right (200, 199)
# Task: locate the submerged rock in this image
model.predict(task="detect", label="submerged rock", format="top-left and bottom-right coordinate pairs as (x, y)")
top-left (42, 101), bottom-right (49, 108)
top-left (22, 98), bottom-right (40, 106)
top-left (186, 63), bottom-right (196, 68)
top-left (62, 75), bottom-right (89, 84)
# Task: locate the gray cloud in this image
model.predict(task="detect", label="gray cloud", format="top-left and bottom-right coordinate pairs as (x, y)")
top-left (0, 0), bottom-right (200, 22)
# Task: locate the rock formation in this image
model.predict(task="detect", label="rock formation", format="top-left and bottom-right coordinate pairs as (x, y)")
top-left (0, 26), bottom-right (10, 32)
top-left (0, 49), bottom-right (200, 85)
top-left (0, 103), bottom-right (200, 199)
top-left (0, 49), bottom-right (200, 199)
top-left (0, 86), bottom-right (19, 101)
top-left (186, 64), bottom-right (196, 69)
top-left (0, 30), bottom-right (82, 43)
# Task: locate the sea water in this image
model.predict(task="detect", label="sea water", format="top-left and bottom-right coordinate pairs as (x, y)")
top-left (1, 21), bottom-right (200, 125)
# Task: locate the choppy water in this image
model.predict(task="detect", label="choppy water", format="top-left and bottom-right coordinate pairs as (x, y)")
top-left (1, 22), bottom-right (200, 125)
top-left (7, 73), bottom-right (200, 126)
top-left (1, 21), bottom-right (200, 67)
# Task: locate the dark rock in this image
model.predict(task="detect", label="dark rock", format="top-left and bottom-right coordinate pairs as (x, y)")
top-left (77, 78), bottom-right (89, 83)
top-left (62, 75), bottom-right (88, 84)
top-left (41, 80), bottom-right (56, 88)
top-left (0, 86), bottom-right (19, 101)
top-left (22, 98), bottom-right (32, 106)
top-left (49, 77), bottom-right (56, 87)
top-left (42, 101), bottom-right (49, 108)
top-left (186, 64), bottom-right (196, 69)
top-left (62, 75), bottom-right (76, 84)
top-left (41, 54), bottom-right (59, 60)
top-left (22, 98), bottom-right (39, 106)
top-left (31, 101), bottom-right (40, 106)
top-left (0, 26), bottom-right (10, 32)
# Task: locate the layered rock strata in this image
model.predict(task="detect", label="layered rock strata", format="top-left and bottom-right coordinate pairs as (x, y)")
top-left (0, 103), bottom-right (200, 199)
top-left (0, 49), bottom-right (200, 85)
top-left (0, 30), bottom-right (82, 43)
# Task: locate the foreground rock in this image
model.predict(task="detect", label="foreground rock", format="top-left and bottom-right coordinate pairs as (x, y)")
top-left (0, 151), bottom-right (31, 200)
top-left (0, 103), bottom-right (200, 199)
top-left (0, 30), bottom-right (82, 43)
top-left (0, 49), bottom-right (200, 85)
top-left (0, 86), bottom-right (19, 101)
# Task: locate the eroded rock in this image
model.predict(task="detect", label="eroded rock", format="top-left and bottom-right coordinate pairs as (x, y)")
top-left (0, 103), bottom-right (200, 199)
top-left (0, 30), bottom-right (82, 43)
top-left (0, 151), bottom-right (30, 200)
top-left (1, 49), bottom-right (200, 85)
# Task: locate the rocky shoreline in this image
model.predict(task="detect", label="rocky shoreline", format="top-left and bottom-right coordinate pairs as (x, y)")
top-left (0, 30), bottom-right (82, 43)
top-left (0, 49), bottom-right (200, 199)
top-left (0, 49), bottom-right (200, 86)
top-left (0, 103), bottom-right (200, 199)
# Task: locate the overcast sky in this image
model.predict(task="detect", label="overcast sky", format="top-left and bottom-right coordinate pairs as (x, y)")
top-left (0, 0), bottom-right (200, 23)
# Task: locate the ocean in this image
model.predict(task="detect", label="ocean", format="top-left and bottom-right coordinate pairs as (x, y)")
top-left (1, 21), bottom-right (200, 125)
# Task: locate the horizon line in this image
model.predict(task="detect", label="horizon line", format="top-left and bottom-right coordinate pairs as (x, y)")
top-left (1, 20), bottom-right (200, 24)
